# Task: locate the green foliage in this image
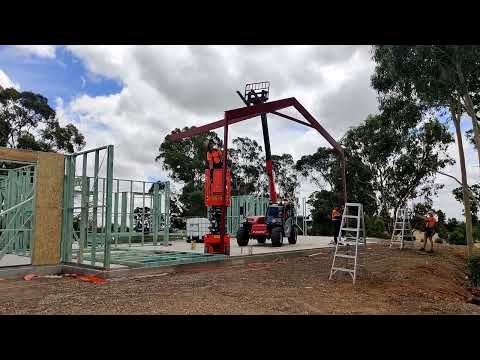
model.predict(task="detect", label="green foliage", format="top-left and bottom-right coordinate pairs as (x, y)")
top-left (371, 45), bottom-right (480, 111)
top-left (229, 137), bottom-right (265, 196)
top-left (296, 146), bottom-right (377, 216)
top-left (467, 254), bottom-right (480, 287)
top-left (297, 103), bottom-right (452, 237)
top-left (0, 87), bottom-right (85, 152)
top-left (157, 131), bottom-right (300, 217)
top-left (466, 128), bottom-right (477, 150)
top-left (453, 183), bottom-right (480, 222)
top-left (157, 127), bottom-right (221, 188)
top-left (271, 153), bottom-right (299, 202)
top-left (448, 225), bottom-right (467, 245)
top-left (179, 182), bottom-right (205, 217)
top-left (306, 190), bottom-right (337, 236)
top-left (365, 216), bottom-right (388, 238)
top-left (342, 112), bottom-right (453, 218)
top-left (296, 147), bottom-right (338, 189)
top-left (229, 137), bottom-right (300, 200)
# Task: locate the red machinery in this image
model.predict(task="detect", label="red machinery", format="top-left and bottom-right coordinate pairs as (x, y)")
top-left (167, 82), bottom-right (347, 255)
top-left (203, 168), bottom-right (231, 254)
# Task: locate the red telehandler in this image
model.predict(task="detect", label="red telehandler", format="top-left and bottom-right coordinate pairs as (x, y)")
top-left (234, 82), bottom-right (297, 247)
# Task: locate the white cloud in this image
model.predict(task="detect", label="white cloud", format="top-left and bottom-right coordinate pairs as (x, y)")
top-left (14, 45), bottom-right (57, 59)
top-left (0, 69), bottom-right (20, 90)
top-left (49, 45), bottom-right (479, 219)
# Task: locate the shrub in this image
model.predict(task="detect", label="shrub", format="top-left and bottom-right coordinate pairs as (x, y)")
top-left (366, 216), bottom-right (388, 238)
top-left (448, 227), bottom-right (467, 245)
top-left (467, 255), bottom-right (480, 287)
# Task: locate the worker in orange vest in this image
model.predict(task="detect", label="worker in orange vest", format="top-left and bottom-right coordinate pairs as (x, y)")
top-left (420, 211), bottom-right (437, 253)
top-left (330, 206), bottom-right (342, 245)
top-left (206, 140), bottom-right (222, 181)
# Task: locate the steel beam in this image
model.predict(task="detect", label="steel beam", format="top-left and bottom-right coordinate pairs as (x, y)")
top-left (224, 98), bottom-right (295, 121)
top-left (167, 114), bottom-right (257, 142)
top-left (291, 99), bottom-right (344, 155)
top-left (271, 111), bottom-right (313, 128)
top-left (167, 96), bottom-right (348, 206)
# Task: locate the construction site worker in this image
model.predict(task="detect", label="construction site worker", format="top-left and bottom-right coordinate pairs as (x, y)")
top-left (330, 206), bottom-right (342, 245)
top-left (206, 140), bottom-right (222, 181)
top-left (420, 211), bottom-right (437, 253)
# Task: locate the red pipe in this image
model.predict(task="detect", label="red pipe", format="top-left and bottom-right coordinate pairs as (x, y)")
top-left (266, 159), bottom-right (277, 203)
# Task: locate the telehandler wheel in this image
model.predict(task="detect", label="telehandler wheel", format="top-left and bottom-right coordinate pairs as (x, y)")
top-left (236, 228), bottom-right (249, 246)
top-left (257, 236), bottom-right (266, 244)
top-left (288, 227), bottom-right (297, 244)
top-left (271, 227), bottom-right (283, 247)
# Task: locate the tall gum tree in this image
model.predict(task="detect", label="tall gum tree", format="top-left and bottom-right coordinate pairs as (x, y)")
top-left (371, 45), bottom-right (477, 255)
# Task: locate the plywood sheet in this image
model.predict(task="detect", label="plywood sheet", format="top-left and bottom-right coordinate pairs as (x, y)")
top-left (32, 152), bottom-right (64, 265)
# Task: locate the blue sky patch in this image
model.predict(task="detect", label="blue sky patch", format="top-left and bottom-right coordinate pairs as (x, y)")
top-left (0, 46), bottom-right (123, 106)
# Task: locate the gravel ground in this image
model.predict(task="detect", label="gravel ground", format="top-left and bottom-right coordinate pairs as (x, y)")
top-left (0, 243), bottom-right (479, 315)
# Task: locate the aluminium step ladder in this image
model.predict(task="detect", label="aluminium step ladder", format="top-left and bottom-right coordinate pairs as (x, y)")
top-left (329, 203), bottom-right (367, 285)
top-left (389, 207), bottom-right (415, 250)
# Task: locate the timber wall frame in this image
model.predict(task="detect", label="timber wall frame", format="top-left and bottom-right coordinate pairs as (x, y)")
top-left (62, 145), bottom-right (172, 270)
top-left (0, 147), bottom-right (65, 266)
top-left (0, 162), bottom-right (36, 262)
top-left (1, 145), bottom-right (172, 270)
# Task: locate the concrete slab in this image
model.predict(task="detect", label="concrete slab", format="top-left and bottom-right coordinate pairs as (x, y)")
top-left (0, 254), bottom-right (31, 267)
top-left (111, 235), bottom-right (378, 257)
top-left (0, 264), bottom-right (62, 279)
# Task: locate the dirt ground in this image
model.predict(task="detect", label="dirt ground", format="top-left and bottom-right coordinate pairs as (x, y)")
top-left (0, 243), bottom-right (479, 315)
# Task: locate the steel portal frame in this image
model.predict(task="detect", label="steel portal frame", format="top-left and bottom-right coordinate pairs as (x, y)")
top-left (167, 96), bottom-right (347, 252)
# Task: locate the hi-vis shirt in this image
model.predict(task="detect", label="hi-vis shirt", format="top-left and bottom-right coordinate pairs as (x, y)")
top-left (332, 209), bottom-right (341, 221)
top-left (425, 216), bottom-right (437, 229)
top-left (207, 149), bottom-right (222, 165)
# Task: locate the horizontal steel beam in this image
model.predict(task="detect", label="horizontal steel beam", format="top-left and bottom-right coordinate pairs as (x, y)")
top-left (70, 145), bottom-right (111, 156)
top-left (166, 96), bottom-right (344, 157)
top-left (224, 97), bottom-right (295, 121)
top-left (167, 114), bottom-right (256, 141)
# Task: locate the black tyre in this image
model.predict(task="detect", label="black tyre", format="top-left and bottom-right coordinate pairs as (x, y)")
top-left (257, 236), bottom-right (266, 244)
top-left (288, 227), bottom-right (297, 244)
top-left (236, 228), bottom-right (249, 246)
top-left (271, 227), bottom-right (283, 247)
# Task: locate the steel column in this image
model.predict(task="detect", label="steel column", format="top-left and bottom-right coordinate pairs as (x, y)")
top-left (78, 153), bottom-right (88, 264)
top-left (163, 181), bottom-right (170, 246)
top-left (103, 145), bottom-right (114, 269)
top-left (91, 150), bottom-right (99, 265)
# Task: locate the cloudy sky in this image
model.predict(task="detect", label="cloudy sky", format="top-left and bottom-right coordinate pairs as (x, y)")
top-left (0, 45), bottom-right (477, 218)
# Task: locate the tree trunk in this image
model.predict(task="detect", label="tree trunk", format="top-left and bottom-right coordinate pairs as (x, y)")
top-left (450, 102), bottom-right (474, 256)
top-left (455, 63), bottom-right (480, 173)
top-left (462, 93), bottom-right (480, 171)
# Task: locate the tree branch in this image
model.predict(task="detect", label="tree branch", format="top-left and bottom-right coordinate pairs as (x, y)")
top-left (437, 170), bottom-right (477, 203)
top-left (437, 170), bottom-right (463, 186)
